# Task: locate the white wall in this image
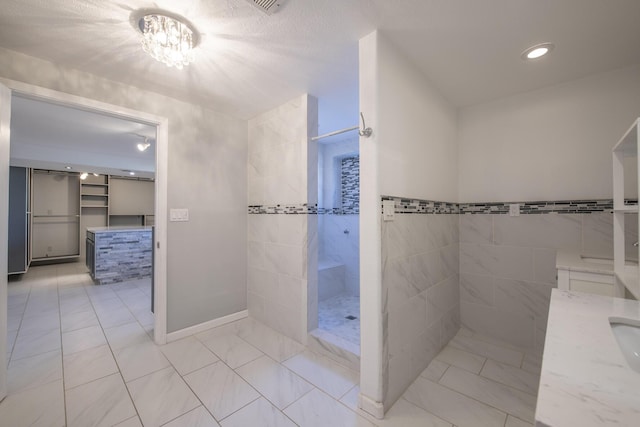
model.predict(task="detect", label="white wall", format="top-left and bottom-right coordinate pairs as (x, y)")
top-left (377, 35), bottom-right (458, 202)
top-left (0, 48), bottom-right (248, 333)
top-left (459, 64), bottom-right (640, 203)
top-left (358, 30), bottom-right (460, 417)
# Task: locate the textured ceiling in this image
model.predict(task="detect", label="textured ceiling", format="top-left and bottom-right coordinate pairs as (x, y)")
top-left (1, 0), bottom-right (639, 135)
top-left (10, 95), bottom-right (157, 178)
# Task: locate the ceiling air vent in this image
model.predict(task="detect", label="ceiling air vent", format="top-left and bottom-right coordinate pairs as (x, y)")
top-left (245, 0), bottom-right (282, 15)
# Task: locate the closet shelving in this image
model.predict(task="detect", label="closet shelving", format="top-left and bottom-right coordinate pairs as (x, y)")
top-left (612, 118), bottom-right (640, 299)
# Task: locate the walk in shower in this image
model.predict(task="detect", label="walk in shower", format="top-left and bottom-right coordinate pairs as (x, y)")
top-left (316, 133), bottom-right (360, 350)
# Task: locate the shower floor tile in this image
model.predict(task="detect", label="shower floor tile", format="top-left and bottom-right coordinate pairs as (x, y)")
top-left (318, 294), bottom-right (360, 346)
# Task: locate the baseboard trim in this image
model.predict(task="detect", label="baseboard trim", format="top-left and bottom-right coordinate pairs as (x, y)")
top-left (359, 392), bottom-right (385, 419)
top-left (166, 310), bottom-right (248, 343)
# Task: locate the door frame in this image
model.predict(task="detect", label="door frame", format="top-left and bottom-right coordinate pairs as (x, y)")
top-left (0, 82), bottom-right (10, 401)
top-left (0, 78), bottom-right (169, 348)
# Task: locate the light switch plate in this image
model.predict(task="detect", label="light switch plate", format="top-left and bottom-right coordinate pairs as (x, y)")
top-left (383, 200), bottom-right (395, 221)
top-left (170, 208), bottom-right (189, 222)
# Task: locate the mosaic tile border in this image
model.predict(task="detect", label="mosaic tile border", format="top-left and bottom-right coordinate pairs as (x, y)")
top-left (247, 204), bottom-right (360, 215)
top-left (248, 204), bottom-right (317, 214)
top-left (381, 196), bottom-right (459, 214)
top-left (248, 199), bottom-right (637, 215)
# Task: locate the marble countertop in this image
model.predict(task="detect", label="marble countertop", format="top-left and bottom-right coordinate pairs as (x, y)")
top-left (535, 290), bottom-right (640, 426)
top-left (555, 251), bottom-right (614, 275)
top-left (87, 226), bottom-right (153, 233)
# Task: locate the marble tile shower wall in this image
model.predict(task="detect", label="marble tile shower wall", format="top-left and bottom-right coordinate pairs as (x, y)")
top-left (318, 214), bottom-right (360, 296)
top-left (248, 214), bottom-right (311, 343)
top-left (247, 94), bottom-right (318, 344)
top-left (382, 211), bottom-right (460, 409)
top-left (459, 212), bottom-right (638, 353)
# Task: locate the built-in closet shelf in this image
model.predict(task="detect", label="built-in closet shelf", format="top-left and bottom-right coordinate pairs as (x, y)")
top-left (33, 214), bottom-right (80, 218)
top-left (612, 118), bottom-right (640, 299)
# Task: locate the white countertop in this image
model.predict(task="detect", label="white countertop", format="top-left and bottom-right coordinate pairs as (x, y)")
top-left (535, 290), bottom-right (640, 426)
top-left (87, 226), bottom-right (153, 233)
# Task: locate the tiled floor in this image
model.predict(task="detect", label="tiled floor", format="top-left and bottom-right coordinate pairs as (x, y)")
top-left (1, 263), bottom-right (541, 426)
top-left (318, 293), bottom-right (360, 346)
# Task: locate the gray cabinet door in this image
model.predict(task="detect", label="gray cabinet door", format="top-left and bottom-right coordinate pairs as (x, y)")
top-left (8, 167), bottom-right (28, 274)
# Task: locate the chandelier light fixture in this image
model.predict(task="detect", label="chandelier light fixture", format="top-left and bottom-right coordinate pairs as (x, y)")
top-left (135, 11), bottom-right (199, 69)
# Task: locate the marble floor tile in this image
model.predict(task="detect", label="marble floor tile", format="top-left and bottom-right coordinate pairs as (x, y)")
top-left (506, 415), bottom-right (534, 427)
top-left (95, 305), bottom-right (137, 329)
top-left (236, 318), bottom-right (304, 362)
top-left (8, 349), bottom-right (62, 394)
top-left (104, 321), bottom-right (150, 351)
top-left (113, 416), bottom-right (143, 427)
top-left (198, 332), bottom-right (263, 369)
top-left (63, 344), bottom-right (119, 389)
top-left (7, 328), bottom-right (18, 356)
top-left (341, 386), bottom-right (453, 427)
top-left (62, 324), bottom-right (107, 355)
top-left (18, 311), bottom-right (60, 335)
top-left (439, 366), bottom-right (536, 423)
top-left (220, 397), bottom-right (296, 427)
top-left (127, 366), bottom-right (200, 427)
top-left (284, 388), bottom-right (374, 427)
top-left (163, 406), bottom-right (220, 427)
top-left (61, 308), bottom-right (99, 333)
top-left (0, 379), bottom-right (65, 427)
top-left (161, 336), bottom-right (219, 375)
top-left (184, 361), bottom-right (260, 420)
top-left (283, 350), bottom-right (358, 399)
top-left (114, 340), bottom-right (171, 382)
top-left (521, 352), bottom-right (542, 375)
top-left (236, 355), bottom-right (314, 409)
top-left (403, 376), bottom-right (506, 427)
top-left (420, 359), bottom-right (450, 382)
top-left (65, 373), bottom-right (137, 427)
top-left (435, 346), bottom-right (486, 374)
top-left (318, 294), bottom-right (361, 346)
top-left (11, 327), bottom-right (61, 360)
top-left (480, 359), bottom-right (540, 395)
top-left (449, 334), bottom-right (523, 367)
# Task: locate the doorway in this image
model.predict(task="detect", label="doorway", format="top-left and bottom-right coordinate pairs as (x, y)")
top-left (0, 80), bottom-right (169, 400)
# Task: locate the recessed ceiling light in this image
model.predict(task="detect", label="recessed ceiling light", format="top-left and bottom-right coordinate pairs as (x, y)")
top-left (521, 42), bottom-right (555, 60)
top-left (65, 166), bottom-right (72, 170)
top-left (129, 171), bottom-right (136, 176)
top-left (80, 172), bottom-right (88, 180)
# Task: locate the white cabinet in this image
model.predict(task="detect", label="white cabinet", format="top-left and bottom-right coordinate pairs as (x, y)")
top-left (31, 170), bottom-right (80, 261)
top-left (612, 118), bottom-right (640, 299)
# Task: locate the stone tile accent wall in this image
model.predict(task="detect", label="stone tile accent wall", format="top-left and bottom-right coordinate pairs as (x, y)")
top-left (341, 156), bottom-right (359, 214)
top-left (381, 204), bottom-right (459, 409)
top-left (91, 229), bottom-right (152, 285)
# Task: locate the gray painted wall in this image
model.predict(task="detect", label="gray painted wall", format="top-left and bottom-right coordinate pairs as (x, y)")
top-left (0, 47), bottom-right (248, 333)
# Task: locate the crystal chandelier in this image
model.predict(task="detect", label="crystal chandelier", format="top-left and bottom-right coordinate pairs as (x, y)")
top-left (138, 13), bottom-right (198, 69)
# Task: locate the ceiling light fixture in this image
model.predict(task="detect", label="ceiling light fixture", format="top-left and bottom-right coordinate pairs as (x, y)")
top-left (521, 42), bottom-right (555, 60)
top-left (80, 172), bottom-right (88, 180)
top-left (65, 166), bottom-right (72, 170)
top-left (134, 11), bottom-right (200, 69)
top-left (137, 136), bottom-right (151, 152)
top-left (129, 171), bottom-right (136, 176)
